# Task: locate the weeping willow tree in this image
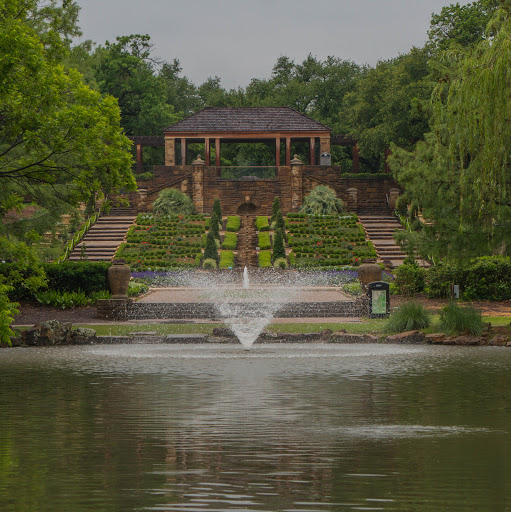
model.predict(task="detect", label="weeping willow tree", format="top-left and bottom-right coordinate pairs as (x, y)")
top-left (391, 1), bottom-right (511, 260)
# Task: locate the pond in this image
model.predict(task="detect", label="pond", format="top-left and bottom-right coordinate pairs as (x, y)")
top-left (0, 343), bottom-right (510, 511)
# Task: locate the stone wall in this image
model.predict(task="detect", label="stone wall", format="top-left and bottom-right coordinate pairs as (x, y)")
top-left (129, 164), bottom-right (400, 215)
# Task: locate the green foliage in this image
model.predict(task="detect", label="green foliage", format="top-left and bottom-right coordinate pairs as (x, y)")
top-left (225, 216), bottom-right (241, 232)
top-left (258, 250), bottom-right (272, 268)
top-left (0, 4), bottom-right (135, 216)
top-left (127, 280), bottom-right (148, 297)
top-left (0, 238), bottom-right (47, 299)
top-left (384, 301), bottom-right (431, 333)
top-left (273, 257), bottom-right (288, 270)
top-left (42, 261), bottom-right (110, 294)
top-left (209, 211), bottom-right (221, 240)
top-left (219, 251), bottom-right (234, 269)
top-left (299, 186), bottom-right (344, 215)
top-left (203, 231), bottom-right (219, 262)
top-left (342, 281), bottom-right (363, 296)
top-left (212, 198), bottom-right (222, 219)
top-left (255, 216), bottom-right (270, 231)
top-left (203, 258), bottom-right (217, 270)
top-left (392, 263), bottom-right (426, 295)
top-left (0, 284), bottom-right (19, 346)
top-left (221, 232), bottom-right (238, 250)
top-left (426, 256), bottom-right (511, 300)
top-left (437, 302), bottom-right (484, 336)
top-left (152, 188), bottom-right (195, 216)
top-left (35, 289), bottom-right (91, 309)
top-left (258, 232), bottom-right (271, 250)
top-left (136, 172), bottom-right (153, 181)
top-left (272, 229), bottom-right (286, 262)
top-left (274, 210), bottom-right (285, 232)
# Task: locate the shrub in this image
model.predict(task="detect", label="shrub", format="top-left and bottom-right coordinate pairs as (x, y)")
top-left (203, 231), bottom-right (219, 262)
top-left (425, 260), bottom-right (459, 298)
top-left (136, 172), bottom-right (153, 181)
top-left (299, 185), bottom-right (344, 215)
top-left (225, 216), bottom-right (241, 232)
top-left (437, 302), bottom-right (484, 336)
top-left (342, 281), bottom-right (363, 296)
top-left (203, 258), bottom-right (217, 270)
top-left (152, 188), bottom-right (195, 215)
top-left (222, 232), bottom-right (238, 250)
top-left (273, 257), bottom-right (288, 269)
top-left (393, 263), bottom-right (426, 295)
top-left (127, 281), bottom-right (148, 297)
top-left (0, 285), bottom-right (19, 346)
top-left (258, 232), bottom-right (271, 250)
top-left (272, 229), bottom-right (286, 261)
top-left (259, 250), bottom-right (272, 268)
top-left (271, 196), bottom-right (280, 224)
top-left (212, 198), bottom-right (222, 219)
top-left (255, 216), bottom-right (270, 231)
top-left (34, 289), bottom-right (92, 309)
top-left (209, 210), bottom-right (221, 239)
top-left (274, 209), bottom-right (285, 231)
top-left (219, 251), bottom-right (234, 269)
top-left (462, 256), bottom-right (511, 301)
top-left (43, 261), bottom-right (110, 294)
top-left (384, 301), bottom-right (431, 333)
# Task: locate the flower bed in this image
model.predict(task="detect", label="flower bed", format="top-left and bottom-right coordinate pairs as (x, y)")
top-left (115, 213), bottom-right (206, 270)
top-left (286, 213), bottom-right (376, 268)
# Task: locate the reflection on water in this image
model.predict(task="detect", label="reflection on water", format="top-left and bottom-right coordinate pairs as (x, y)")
top-left (0, 344), bottom-right (510, 512)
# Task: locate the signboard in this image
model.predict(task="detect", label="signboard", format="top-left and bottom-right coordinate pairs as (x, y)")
top-left (368, 281), bottom-right (390, 318)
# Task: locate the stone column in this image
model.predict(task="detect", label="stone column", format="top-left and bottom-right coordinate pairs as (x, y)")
top-left (309, 137), bottom-right (316, 165)
top-left (388, 188), bottom-right (400, 210)
top-left (181, 138), bottom-right (187, 166)
top-left (136, 144), bottom-right (143, 174)
top-left (137, 188), bottom-right (148, 212)
top-left (205, 138), bottom-right (210, 166)
top-left (320, 137), bottom-right (331, 154)
top-left (285, 137), bottom-right (291, 166)
top-left (275, 137), bottom-right (281, 167)
top-left (290, 154), bottom-right (304, 211)
top-left (165, 137), bottom-right (176, 166)
top-left (180, 179), bottom-right (189, 195)
top-left (192, 155), bottom-right (205, 213)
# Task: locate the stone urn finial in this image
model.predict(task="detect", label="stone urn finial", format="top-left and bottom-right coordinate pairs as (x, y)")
top-left (290, 154), bottom-right (303, 165)
top-left (192, 155), bottom-right (205, 165)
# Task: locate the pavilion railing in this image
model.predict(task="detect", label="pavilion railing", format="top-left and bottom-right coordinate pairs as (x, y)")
top-left (217, 166), bottom-right (278, 180)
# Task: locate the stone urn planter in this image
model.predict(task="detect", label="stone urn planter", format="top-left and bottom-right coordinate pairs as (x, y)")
top-left (357, 258), bottom-right (383, 290)
top-left (107, 259), bottom-right (131, 299)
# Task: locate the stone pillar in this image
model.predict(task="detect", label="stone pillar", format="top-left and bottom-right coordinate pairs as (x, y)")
top-left (136, 144), bottom-right (143, 174)
top-left (181, 138), bottom-right (187, 166)
top-left (388, 188), bottom-right (400, 210)
top-left (215, 138), bottom-right (221, 167)
top-left (165, 137), bottom-right (175, 166)
top-left (285, 137), bottom-right (291, 166)
top-left (353, 144), bottom-right (360, 172)
top-left (290, 154), bottom-right (304, 211)
top-left (205, 138), bottom-right (210, 166)
top-left (320, 137), bottom-right (331, 154)
top-left (275, 137), bottom-right (281, 167)
top-left (346, 188), bottom-right (358, 212)
top-left (137, 188), bottom-right (148, 212)
top-left (309, 137), bottom-right (316, 165)
top-left (180, 179), bottom-right (189, 195)
top-left (192, 155), bottom-right (205, 213)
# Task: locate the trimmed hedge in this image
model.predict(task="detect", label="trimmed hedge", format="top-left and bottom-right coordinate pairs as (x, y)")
top-left (226, 216), bottom-right (241, 232)
top-left (255, 216), bottom-right (270, 231)
top-left (258, 232), bottom-right (271, 250)
top-left (222, 232), bottom-right (238, 250)
top-left (42, 261), bottom-right (110, 294)
top-left (219, 251), bottom-right (235, 269)
top-left (259, 250), bottom-right (272, 268)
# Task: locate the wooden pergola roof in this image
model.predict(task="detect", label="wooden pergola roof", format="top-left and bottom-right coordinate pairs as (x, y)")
top-left (163, 107), bottom-right (332, 134)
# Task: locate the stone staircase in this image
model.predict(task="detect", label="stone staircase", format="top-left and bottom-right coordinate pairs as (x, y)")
top-left (236, 216), bottom-right (258, 268)
top-left (69, 208), bottom-right (137, 261)
top-left (358, 212), bottom-right (407, 267)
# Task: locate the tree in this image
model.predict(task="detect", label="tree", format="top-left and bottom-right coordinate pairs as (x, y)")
top-left (0, 1), bottom-right (136, 214)
top-left (391, 1), bottom-right (511, 259)
top-left (212, 198), bottom-right (222, 220)
top-left (270, 196), bottom-right (280, 224)
top-left (427, 0), bottom-right (500, 52)
top-left (94, 34), bottom-right (178, 135)
top-left (272, 228), bottom-right (286, 262)
top-left (203, 230), bottom-right (219, 262)
top-left (299, 186), bottom-right (344, 215)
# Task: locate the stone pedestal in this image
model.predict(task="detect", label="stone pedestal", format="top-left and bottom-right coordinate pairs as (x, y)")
top-left (290, 155), bottom-right (303, 211)
top-left (192, 155), bottom-right (205, 213)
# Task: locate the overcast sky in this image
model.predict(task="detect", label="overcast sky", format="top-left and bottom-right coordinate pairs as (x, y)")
top-left (75, 0), bottom-right (471, 89)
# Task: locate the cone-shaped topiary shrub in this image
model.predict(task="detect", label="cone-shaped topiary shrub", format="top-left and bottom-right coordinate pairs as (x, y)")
top-left (212, 198), bottom-right (222, 220)
top-left (203, 231), bottom-right (219, 262)
top-left (271, 196), bottom-right (280, 224)
top-left (272, 228), bottom-right (286, 262)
